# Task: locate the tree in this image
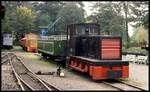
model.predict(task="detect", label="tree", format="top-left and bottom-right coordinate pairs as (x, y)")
top-left (133, 25), bottom-right (148, 46)
top-left (56, 2), bottom-right (85, 34)
top-left (129, 1), bottom-right (149, 29)
top-left (58, 2), bottom-right (85, 23)
top-left (1, 1), bottom-right (20, 33)
top-left (35, 12), bottom-right (51, 27)
top-left (31, 1), bottom-right (65, 34)
top-left (2, 1), bottom-right (38, 41)
top-left (13, 6), bottom-right (37, 40)
top-left (33, 2), bottom-right (64, 22)
top-left (90, 1), bottom-right (149, 48)
top-left (90, 2), bottom-right (125, 36)
top-left (123, 2), bottom-right (129, 44)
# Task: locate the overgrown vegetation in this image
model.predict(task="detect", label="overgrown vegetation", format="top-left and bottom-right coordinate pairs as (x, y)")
top-left (1, 1), bottom-right (149, 48)
top-left (126, 47), bottom-right (148, 55)
top-left (132, 25), bottom-right (148, 46)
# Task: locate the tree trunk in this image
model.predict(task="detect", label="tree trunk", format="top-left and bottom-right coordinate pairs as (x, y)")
top-left (124, 2), bottom-right (129, 48)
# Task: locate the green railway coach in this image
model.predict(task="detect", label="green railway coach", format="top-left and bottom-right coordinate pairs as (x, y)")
top-left (37, 35), bottom-right (67, 61)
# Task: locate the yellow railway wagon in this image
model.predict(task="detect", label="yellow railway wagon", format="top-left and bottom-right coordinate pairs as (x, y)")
top-left (20, 33), bottom-right (38, 52)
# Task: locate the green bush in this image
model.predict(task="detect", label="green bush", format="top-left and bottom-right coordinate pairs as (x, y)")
top-left (126, 47), bottom-right (148, 55)
top-left (122, 46), bottom-right (126, 52)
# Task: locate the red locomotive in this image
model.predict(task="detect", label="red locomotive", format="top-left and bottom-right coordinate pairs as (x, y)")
top-left (67, 23), bottom-right (129, 80)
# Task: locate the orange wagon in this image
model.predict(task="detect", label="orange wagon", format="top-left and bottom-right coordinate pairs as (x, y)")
top-left (20, 33), bottom-right (38, 52)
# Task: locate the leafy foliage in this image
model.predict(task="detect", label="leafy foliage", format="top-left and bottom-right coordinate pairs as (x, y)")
top-left (56, 2), bottom-right (85, 34)
top-left (1, 1), bottom-right (149, 47)
top-left (89, 1), bottom-right (149, 48)
top-left (132, 25), bottom-right (148, 46)
top-left (32, 2), bottom-right (64, 24)
top-left (89, 2), bottom-right (125, 39)
top-left (14, 6), bottom-right (36, 40)
top-left (129, 1), bottom-right (149, 29)
top-left (35, 13), bottom-right (51, 27)
top-left (127, 47), bottom-right (148, 55)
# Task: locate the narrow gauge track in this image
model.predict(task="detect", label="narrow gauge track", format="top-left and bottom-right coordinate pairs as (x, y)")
top-left (102, 80), bottom-right (147, 91)
top-left (8, 52), bottom-right (60, 91)
top-left (2, 52), bottom-right (22, 91)
top-left (4, 52), bottom-right (147, 91)
top-left (1, 53), bottom-right (10, 65)
top-left (1, 53), bottom-right (6, 57)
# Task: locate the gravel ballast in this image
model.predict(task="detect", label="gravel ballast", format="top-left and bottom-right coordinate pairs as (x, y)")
top-left (2, 46), bottom-right (148, 91)
top-left (1, 64), bottom-right (21, 91)
top-left (17, 52), bottom-right (118, 90)
top-left (17, 51), bottom-right (148, 91)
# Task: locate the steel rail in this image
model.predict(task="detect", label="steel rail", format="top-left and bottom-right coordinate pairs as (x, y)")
top-left (10, 53), bottom-right (48, 90)
top-left (17, 54), bottom-right (60, 91)
top-left (102, 80), bottom-right (147, 91)
top-left (10, 53), bottom-right (49, 91)
top-left (14, 54), bottom-right (52, 91)
top-left (41, 79), bottom-right (62, 91)
top-left (1, 59), bottom-right (9, 64)
top-left (1, 53), bottom-right (7, 58)
top-left (9, 52), bottom-right (59, 91)
top-left (1, 54), bottom-right (9, 64)
top-left (102, 81), bottom-right (124, 91)
top-left (8, 53), bottom-right (25, 91)
top-left (117, 80), bottom-right (147, 91)
top-left (1, 54), bottom-right (7, 59)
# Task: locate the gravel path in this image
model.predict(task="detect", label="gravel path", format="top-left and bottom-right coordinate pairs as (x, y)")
top-left (17, 52), bottom-right (118, 91)
top-left (17, 51), bottom-right (149, 91)
top-left (1, 64), bottom-right (21, 91)
top-left (4, 46), bottom-right (148, 91)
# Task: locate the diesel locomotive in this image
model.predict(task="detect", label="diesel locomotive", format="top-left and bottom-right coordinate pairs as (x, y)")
top-left (37, 23), bottom-right (129, 80)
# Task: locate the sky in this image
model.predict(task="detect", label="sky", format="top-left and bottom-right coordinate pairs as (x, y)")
top-left (83, 2), bottom-right (96, 17)
top-left (82, 1), bottom-right (135, 37)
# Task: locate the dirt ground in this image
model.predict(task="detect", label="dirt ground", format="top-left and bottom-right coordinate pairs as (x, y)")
top-left (2, 46), bottom-right (149, 91)
top-left (1, 65), bottom-right (21, 91)
top-left (17, 52), bottom-right (118, 91)
top-left (17, 51), bottom-right (149, 90)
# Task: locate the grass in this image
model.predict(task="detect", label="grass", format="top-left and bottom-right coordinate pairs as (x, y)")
top-left (39, 58), bottom-right (58, 67)
top-left (22, 52), bottom-right (58, 67)
top-left (2, 45), bottom-right (58, 67)
top-left (2, 46), bottom-right (25, 52)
